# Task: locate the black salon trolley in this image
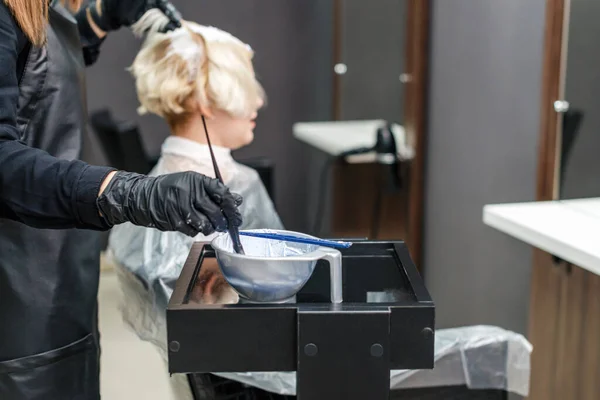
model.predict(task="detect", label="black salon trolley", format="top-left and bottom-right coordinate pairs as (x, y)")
top-left (167, 240), bottom-right (508, 400)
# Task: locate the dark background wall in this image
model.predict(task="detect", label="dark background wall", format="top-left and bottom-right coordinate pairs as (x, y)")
top-left (83, 0), bottom-right (335, 231)
top-left (423, 0), bottom-right (546, 335)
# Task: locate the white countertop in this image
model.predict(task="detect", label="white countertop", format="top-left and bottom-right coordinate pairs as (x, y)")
top-left (292, 120), bottom-right (413, 163)
top-left (483, 198), bottom-right (600, 276)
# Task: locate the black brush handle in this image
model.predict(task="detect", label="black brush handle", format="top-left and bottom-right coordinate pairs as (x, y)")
top-left (228, 226), bottom-right (245, 254)
top-left (201, 116), bottom-right (245, 254)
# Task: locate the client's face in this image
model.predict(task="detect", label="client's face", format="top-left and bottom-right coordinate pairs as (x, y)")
top-left (210, 97), bottom-right (264, 150)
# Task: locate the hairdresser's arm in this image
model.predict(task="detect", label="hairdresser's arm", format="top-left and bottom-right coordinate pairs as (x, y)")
top-left (75, 3), bottom-right (106, 66)
top-left (0, 2), bottom-right (115, 229)
top-left (77, 0), bottom-right (182, 48)
top-left (0, 2), bottom-right (240, 235)
top-left (75, 0), bottom-right (181, 65)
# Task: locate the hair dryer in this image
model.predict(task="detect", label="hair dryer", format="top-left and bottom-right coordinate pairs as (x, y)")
top-left (340, 122), bottom-right (403, 190)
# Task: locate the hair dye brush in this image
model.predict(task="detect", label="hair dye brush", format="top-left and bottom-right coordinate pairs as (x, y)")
top-left (201, 116), bottom-right (245, 254)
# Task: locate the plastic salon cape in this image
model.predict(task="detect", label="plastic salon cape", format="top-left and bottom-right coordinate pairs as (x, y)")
top-left (107, 136), bottom-right (283, 396)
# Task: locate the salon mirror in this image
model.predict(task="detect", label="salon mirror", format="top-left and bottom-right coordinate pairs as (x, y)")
top-left (300, 0), bottom-right (428, 266)
top-left (557, 0), bottom-right (600, 200)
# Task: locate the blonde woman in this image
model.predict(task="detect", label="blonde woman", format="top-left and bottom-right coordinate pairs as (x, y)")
top-left (107, 11), bottom-right (284, 399)
top-left (0, 1), bottom-right (244, 399)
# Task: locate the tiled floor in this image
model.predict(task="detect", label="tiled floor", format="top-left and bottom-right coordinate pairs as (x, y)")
top-left (98, 270), bottom-right (175, 399)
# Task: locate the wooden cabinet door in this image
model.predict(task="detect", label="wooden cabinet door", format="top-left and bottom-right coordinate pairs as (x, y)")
top-left (553, 263), bottom-right (587, 399)
top-left (528, 251), bottom-right (563, 400)
top-left (574, 268), bottom-right (600, 399)
top-left (528, 250), bottom-right (600, 400)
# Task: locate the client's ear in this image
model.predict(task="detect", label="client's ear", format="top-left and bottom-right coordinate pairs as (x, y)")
top-left (198, 104), bottom-right (215, 119)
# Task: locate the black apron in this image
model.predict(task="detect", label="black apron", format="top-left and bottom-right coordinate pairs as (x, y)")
top-left (0, 3), bottom-right (102, 399)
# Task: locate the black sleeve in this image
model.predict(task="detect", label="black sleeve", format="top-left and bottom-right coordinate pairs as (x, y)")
top-left (0, 3), bottom-right (115, 230)
top-left (74, 6), bottom-right (105, 66)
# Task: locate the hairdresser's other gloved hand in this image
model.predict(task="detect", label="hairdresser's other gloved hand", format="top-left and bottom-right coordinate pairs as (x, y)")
top-left (87, 0), bottom-right (181, 33)
top-left (97, 171), bottom-right (243, 238)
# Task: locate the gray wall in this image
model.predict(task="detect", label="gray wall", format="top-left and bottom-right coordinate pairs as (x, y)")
top-left (424, 0), bottom-right (546, 334)
top-left (83, 0), bottom-right (334, 231)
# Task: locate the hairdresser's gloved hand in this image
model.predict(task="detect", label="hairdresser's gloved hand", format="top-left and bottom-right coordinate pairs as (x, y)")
top-left (97, 171), bottom-right (243, 238)
top-left (88, 0), bottom-right (181, 33)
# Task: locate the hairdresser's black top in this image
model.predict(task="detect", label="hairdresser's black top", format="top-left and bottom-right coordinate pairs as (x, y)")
top-left (0, 2), bottom-right (113, 229)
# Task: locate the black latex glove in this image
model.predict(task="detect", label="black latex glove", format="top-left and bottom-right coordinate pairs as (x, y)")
top-left (88, 0), bottom-right (182, 33)
top-left (97, 171), bottom-right (243, 237)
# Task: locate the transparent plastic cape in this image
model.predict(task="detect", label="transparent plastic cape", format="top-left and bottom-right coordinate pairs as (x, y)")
top-left (214, 325), bottom-right (532, 397)
top-left (106, 152), bottom-right (284, 359)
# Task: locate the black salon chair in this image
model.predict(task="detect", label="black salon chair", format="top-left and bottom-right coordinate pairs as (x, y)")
top-left (88, 108), bottom-right (276, 204)
top-left (89, 109), bottom-right (156, 174)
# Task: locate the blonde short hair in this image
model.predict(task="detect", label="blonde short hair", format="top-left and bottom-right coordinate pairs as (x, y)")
top-left (130, 12), bottom-right (265, 126)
